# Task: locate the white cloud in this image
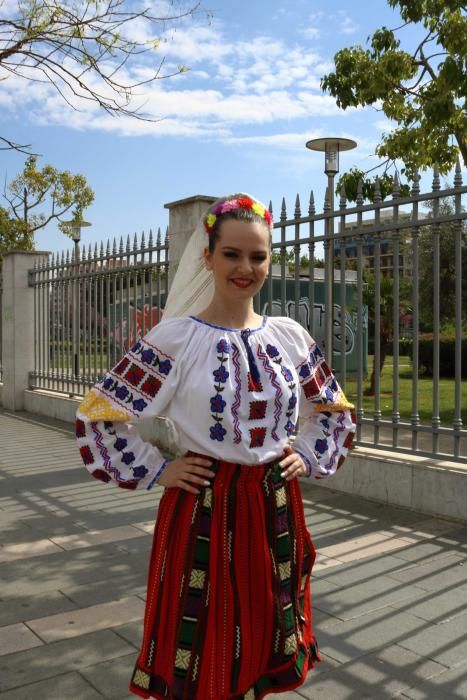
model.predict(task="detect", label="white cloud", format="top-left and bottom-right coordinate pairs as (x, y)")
top-left (0, 9), bottom-right (364, 146)
top-left (337, 12), bottom-right (359, 35)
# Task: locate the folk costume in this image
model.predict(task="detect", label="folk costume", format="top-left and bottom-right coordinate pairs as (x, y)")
top-left (76, 195), bottom-right (355, 700)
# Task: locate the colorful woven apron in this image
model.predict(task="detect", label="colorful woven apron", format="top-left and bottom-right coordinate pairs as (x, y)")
top-left (129, 455), bottom-right (320, 700)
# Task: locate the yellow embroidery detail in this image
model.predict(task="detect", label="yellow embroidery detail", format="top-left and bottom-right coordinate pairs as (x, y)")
top-left (244, 689), bottom-right (255, 700)
top-left (78, 389), bottom-right (133, 422)
top-left (276, 486), bottom-right (286, 508)
top-left (192, 654), bottom-right (200, 681)
top-left (279, 561), bottom-right (291, 580)
top-left (314, 391), bottom-right (355, 413)
top-left (175, 648), bottom-right (191, 670)
top-left (133, 669), bottom-right (151, 689)
top-left (284, 633), bottom-right (298, 655)
top-left (203, 489), bottom-right (212, 509)
top-left (189, 569), bottom-right (206, 589)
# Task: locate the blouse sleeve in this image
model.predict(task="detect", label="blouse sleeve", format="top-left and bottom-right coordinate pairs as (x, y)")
top-left (279, 318), bottom-right (356, 479)
top-left (75, 318), bottom-right (184, 491)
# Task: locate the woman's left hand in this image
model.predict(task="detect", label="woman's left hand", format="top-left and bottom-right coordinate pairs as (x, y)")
top-left (279, 444), bottom-right (307, 481)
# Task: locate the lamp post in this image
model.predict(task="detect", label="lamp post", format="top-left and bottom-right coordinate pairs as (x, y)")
top-left (305, 137), bottom-right (357, 363)
top-left (61, 219), bottom-right (91, 386)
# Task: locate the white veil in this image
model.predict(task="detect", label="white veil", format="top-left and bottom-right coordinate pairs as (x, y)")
top-left (162, 193), bottom-right (270, 319)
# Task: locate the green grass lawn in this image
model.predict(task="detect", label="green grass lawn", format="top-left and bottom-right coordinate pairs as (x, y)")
top-left (345, 356), bottom-right (467, 426)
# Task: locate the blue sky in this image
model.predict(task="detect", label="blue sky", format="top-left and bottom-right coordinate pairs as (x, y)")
top-left (0, 0), bottom-right (454, 256)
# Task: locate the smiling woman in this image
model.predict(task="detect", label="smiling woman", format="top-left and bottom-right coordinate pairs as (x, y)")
top-left (76, 193), bottom-right (355, 699)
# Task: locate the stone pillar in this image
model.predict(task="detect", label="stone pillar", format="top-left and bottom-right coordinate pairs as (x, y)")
top-left (1, 250), bottom-right (50, 410)
top-left (164, 195), bottom-right (217, 287)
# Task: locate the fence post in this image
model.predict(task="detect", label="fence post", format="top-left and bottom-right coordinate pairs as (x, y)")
top-left (1, 250), bottom-right (50, 410)
top-left (164, 195), bottom-right (217, 288)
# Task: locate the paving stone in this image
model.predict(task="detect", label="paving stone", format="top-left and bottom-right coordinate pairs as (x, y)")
top-left (390, 540), bottom-right (459, 563)
top-left (113, 621), bottom-right (143, 649)
top-left (0, 538), bottom-right (65, 562)
top-left (50, 524), bottom-right (148, 551)
top-left (295, 643), bottom-right (446, 700)
top-left (401, 660), bottom-right (467, 699)
top-left (318, 531), bottom-right (410, 562)
top-left (313, 577), bottom-right (421, 621)
top-left (63, 571), bottom-right (147, 608)
top-left (0, 623), bottom-right (43, 657)
top-left (313, 553), bottom-right (412, 587)
top-left (0, 671), bottom-right (102, 699)
top-left (27, 596), bottom-right (145, 643)
top-left (0, 545), bottom-right (148, 597)
top-left (0, 629), bottom-right (134, 692)
top-left (388, 553), bottom-right (467, 591)
top-left (316, 608), bottom-right (426, 664)
top-left (398, 614), bottom-right (467, 668)
top-left (0, 590), bottom-right (77, 627)
top-left (80, 653), bottom-right (137, 698)
top-left (389, 587), bottom-right (467, 624)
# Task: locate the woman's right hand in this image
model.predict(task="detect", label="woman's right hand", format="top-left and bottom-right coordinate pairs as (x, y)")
top-left (157, 455), bottom-right (215, 495)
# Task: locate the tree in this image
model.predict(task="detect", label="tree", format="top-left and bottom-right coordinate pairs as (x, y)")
top-left (419, 195), bottom-right (467, 330)
top-left (363, 271), bottom-right (412, 395)
top-left (0, 0), bottom-right (206, 151)
top-left (0, 205), bottom-right (32, 266)
top-left (3, 156), bottom-right (94, 239)
top-left (336, 167), bottom-right (411, 203)
top-left (321, 0), bottom-right (467, 178)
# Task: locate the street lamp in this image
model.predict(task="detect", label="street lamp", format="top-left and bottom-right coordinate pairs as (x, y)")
top-left (305, 137), bottom-right (357, 362)
top-left (61, 219), bottom-right (92, 387)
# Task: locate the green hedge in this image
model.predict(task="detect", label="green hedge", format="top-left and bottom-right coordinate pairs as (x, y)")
top-left (417, 334), bottom-right (467, 378)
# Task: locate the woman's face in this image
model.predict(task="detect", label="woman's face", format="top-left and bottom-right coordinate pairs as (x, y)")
top-left (204, 218), bottom-right (271, 303)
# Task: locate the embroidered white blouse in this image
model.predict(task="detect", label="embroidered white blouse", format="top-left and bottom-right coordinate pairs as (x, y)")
top-left (76, 315), bottom-right (355, 490)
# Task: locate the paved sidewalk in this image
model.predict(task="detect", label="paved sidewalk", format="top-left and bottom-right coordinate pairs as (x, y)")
top-left (1, 408), bottom-right (466, 700)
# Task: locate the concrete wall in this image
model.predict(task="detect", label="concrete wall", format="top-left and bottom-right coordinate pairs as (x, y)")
top-left (18, 389), bottom-right (467, 524)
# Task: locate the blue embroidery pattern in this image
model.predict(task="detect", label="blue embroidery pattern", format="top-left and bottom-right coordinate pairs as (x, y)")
top-left (256, 344), bottom-right (281, 441)
top-left (209, 340), bottom-right (230, 442)
top-left (264, 343), bottom-right (297, 439)
top-left (231, 343), bottom-right (243, 444)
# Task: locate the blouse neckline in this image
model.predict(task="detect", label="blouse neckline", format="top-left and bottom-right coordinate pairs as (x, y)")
top-left (189, 315), bottom-right (269, 333)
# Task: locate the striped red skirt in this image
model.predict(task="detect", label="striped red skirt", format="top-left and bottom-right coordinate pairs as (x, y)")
top-left (129, 455), bottom-right (320, 700)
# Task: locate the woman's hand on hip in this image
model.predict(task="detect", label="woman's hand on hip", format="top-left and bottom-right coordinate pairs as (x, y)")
top-left (157, 455), bottom-right (215, 494)
top-left (279, 444), bottom-right (307, 481)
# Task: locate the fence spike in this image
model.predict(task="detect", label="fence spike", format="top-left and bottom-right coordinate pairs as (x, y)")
top-left (454, 156), bottom-right (463, 187)
top-left (411, 170), bottom-right (420, 196)
top-left (356, 179), bottom-right (364, 207)
top-left (66, 249), bottom-right (70, 265)
top-left (126, 235), bottom-right (131, 253)
top-left (133, 232), bottom-right (138, 252)
top-left (81, 244), bottom-right (86, 261)
top-left (432, 165), bottom-right (440, 192)
top-left (280, 197), bottom-right (287, 222)
top-left (339, 182), bottom-right (347, 208)
top-left (156, 227), bottom-right (161, 247)
top-left (165, 226), bottom-right (169, 245)
top-left (308, 190), bottom-right (315, 216)
top-left (61, 250), bottom-right (65, 266)
top-left (268, 200), bottom-right (273, 216)
top-left (119, 236), bottom-right (124, 255)
top-left (294, 193), bottom-right (301, 218)
top-left (112, 237), bottom-right (117, 256)
top-left (87, 243), bottom-right (92, 261)
top-left (99, 241), bottom-right (104, 258)
top-left (106, 239), bottom-right (110, 256)
top-left (141, 230), bottom-right (146, 249)
top-left (392, 172), bottom-right (401, 199)
top-left (148, 228), bottom-right (153, 249)
top-left (373, 177), bottom-right (382, 203)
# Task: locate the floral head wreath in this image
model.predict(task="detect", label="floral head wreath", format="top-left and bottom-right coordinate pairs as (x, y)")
top-left (203, 196), bottom-right (273, 236)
